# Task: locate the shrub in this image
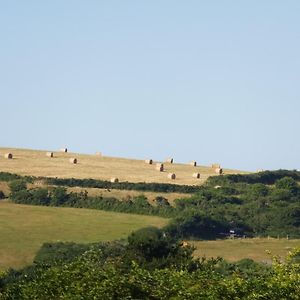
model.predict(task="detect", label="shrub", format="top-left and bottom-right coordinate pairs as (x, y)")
top-left (9, 180), bottom-right (27, 193)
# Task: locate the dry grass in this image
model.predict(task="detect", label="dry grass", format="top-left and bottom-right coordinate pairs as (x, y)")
top-left (0, 201), bottom-right (168, 270)
top-left (192, 238), bottom-right (300, 262)
top-left (0, 147), bottom-right (246, 185)
top-left (0, 182), bottom-right (10, 196)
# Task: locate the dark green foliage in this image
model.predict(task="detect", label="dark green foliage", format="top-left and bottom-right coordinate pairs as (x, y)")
top-left (275, 177), bottom-right (299, 194)
top-left (216, 258), bottom-right (271, 278)
top-left (246, 183), bottom-right (269, 200)
top-left (126, 227), bottom-right (196, 270)
top-left (165, 214), bottom-right (229, 240)
top-left (8, 180), bottom-right (27, 193)
top-left (0, 172), bottom-right (22, 182)
top-left (1, 243), bottom-right (299, 299)
top-left (34, 242), bottom-right (91, 266)
top-left (154, 196), bottom-right (170, 206)
top-left (207, 169), bottom-right (300, 185)
top-left (49, 187), bottom-right (69, 206)
top-left (31, 188), bottom-right (50, 205)
top-left (1, 171), bottom-right (201, 193)
top-left (46, 177), bottom-right (200, 193)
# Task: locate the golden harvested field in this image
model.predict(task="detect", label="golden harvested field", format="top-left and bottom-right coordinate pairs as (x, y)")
top-left (0, 147), bottom-right (245, 185)
top-left (192, 238), bottom-right (300, 262)
top-left (0, 201), bottom-right (168, 270)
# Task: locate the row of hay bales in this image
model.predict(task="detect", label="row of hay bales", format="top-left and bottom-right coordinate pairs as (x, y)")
top-left (46, 151), bottom-right (77, 164)
top-left (146, 158), bottom-right (221, 170)
top-left (49, 150), bottom-right (117, 182)
top-left (144, 159), bottom-right (223, 180)
top-left (3, 148), bottom-right (222, 182)
top-left (145, 159), bottom-right (197, 167)
top-left (49, 150), bottom-right (116, 182)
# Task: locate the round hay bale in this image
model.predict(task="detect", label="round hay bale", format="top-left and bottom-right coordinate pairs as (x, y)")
top-left (192, 172), bottom-right (200, 179)
top-left (95, 152), bottom-right (102, 156)
top-left (69, 158), bottom-right (77, 164)
top-left (60, 148), bottom-right (68, 153)
top-left (190, 161), bottom-right (197, 167)
top-left (156, 163), bottom-right (164, 172)
top-left (181, 241), bottom-right (189, 247)
top-left (215, 168), bottom-right (223, 175)
top-left (4, 153), bottom-right (13, 159)
top-left (46, 152), bottom-right (54, 158)
top-left (110, 178), bottom-right (119, 183)
top-left (145, 159), bottom-right (153, 165)
top-left (166, 158), bottom-right (174, 163)
top-left (167, 173), bottom-right (176, 180)
top-left (212, 163), bottom-right (221, 169)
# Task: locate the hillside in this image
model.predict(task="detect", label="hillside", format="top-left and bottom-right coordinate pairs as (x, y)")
top-left (0, 147), bottom-right (246, 185)
top-left (192, 238), bottom-right (300, 262)
top-left (0, 201), bottom-right (168, 270)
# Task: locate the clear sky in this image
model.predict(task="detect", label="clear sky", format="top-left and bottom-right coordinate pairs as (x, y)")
top-left (1, 1), bottom-right (299, 171)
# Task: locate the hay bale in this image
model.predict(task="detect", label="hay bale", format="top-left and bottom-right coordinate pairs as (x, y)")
top-left (212, 163), bottom-right (221, 169)
top-left (4, 153), bottom-right (13, 159)
top-left (166, 158), bottom-right (174, 163)
top-left (192, 172), bottom-right (200, 179)
top-left (190, 161), bottom-right (197, 167)
top-left (181, 241), bottom-right (189, 247)
top-left (110, 178), bottom-right (119, 183)
top-left (168, 173), bottom-right (176, 180)
top-left (215, 168), bottom-right (223, 175)
top-left (95, 152), bottom-right (102, 156)
top-left (69, 158), bottom-right (77, 164)
top-left (145, 159), bottom-right (153, 165)
top-left (60, 148), bottom-right (68, 153)
top-left (46, 152), bottom-right (54, 158)
top-left (156, 163), bottom-right (164, 172)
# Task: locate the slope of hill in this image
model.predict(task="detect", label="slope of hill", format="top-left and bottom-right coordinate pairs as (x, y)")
top-left (0, 147), bottom-right (246, 185)
top-left (0, 201), bottom-right (168, 270)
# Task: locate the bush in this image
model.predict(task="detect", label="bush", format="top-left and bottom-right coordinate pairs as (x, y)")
top-left (275, 177), bottom-right (298, 194)
top-left (9, 180), bottom-right (27, 193)
top-left (165, 214), bottom-right (229, 240)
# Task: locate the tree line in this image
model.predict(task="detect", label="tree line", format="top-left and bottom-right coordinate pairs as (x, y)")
top-left (7, 172), bottom-right (300, 239)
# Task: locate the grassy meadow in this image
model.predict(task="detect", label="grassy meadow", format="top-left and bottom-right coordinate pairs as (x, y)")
top-left (0, 201), bottom-right (168, 270)
top-left (0, 147), bottom-right (245, 185)
top-left (192, 238), bottom-right (300, 262)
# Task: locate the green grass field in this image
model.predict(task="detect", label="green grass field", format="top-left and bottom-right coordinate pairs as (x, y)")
top-left (192, 238), bottom-right (300, 262)
top-left (0, 201), bottom-right (168, 270)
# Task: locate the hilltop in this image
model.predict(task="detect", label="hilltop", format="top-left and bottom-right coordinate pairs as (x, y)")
top-left (0, 147), bottom-right (246, 185)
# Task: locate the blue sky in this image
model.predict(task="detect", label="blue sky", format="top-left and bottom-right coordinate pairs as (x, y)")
top-left (1, 1), bottom-right (299, 171)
